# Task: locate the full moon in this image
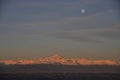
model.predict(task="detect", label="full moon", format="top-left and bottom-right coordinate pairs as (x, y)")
top-left (81, 9), bottom-right (85, 13)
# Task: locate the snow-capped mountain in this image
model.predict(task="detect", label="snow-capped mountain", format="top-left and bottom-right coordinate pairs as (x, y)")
top-left (0, 54), bottom-right (120, 65)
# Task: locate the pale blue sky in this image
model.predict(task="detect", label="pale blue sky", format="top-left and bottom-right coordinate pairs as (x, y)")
top-left (0, 0), bottom-right (120, 61)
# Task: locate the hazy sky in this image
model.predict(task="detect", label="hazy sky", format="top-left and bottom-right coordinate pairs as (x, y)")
top-left (0, 0), bottom-right (120, 60)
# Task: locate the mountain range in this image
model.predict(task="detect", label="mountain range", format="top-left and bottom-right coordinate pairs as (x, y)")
top-left (0, 54), bottom-right (120, 65)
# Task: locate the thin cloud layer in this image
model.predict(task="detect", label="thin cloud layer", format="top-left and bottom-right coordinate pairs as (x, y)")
top-left (0, 0), bottom-right (120, 61)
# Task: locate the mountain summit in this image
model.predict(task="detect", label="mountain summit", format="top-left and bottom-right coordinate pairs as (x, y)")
top-left (50, 54), bottom-right (62, 60)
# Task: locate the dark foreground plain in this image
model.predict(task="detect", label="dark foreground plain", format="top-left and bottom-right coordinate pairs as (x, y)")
top-left (0, 73), bottom-right (120, 80)
top-left (0, 64), bottom-right (120, 80)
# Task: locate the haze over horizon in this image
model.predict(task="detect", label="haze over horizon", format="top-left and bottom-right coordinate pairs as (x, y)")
top-left (0, 0), bottom-right (120, 61)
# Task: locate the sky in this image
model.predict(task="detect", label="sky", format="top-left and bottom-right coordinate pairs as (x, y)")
top-left (0, 0), bottom-right (120, 61)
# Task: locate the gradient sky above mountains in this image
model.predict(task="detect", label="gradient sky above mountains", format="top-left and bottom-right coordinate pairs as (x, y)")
top-left (0, 0), bottom-right (120, 61)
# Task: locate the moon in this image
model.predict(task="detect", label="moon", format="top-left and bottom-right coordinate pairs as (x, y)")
top-left (81, 9), bottom-right (85, 14)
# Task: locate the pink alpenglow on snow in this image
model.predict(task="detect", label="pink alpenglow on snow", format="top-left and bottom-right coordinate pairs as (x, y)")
top-left (0, 54), bottom-right (120, 65)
